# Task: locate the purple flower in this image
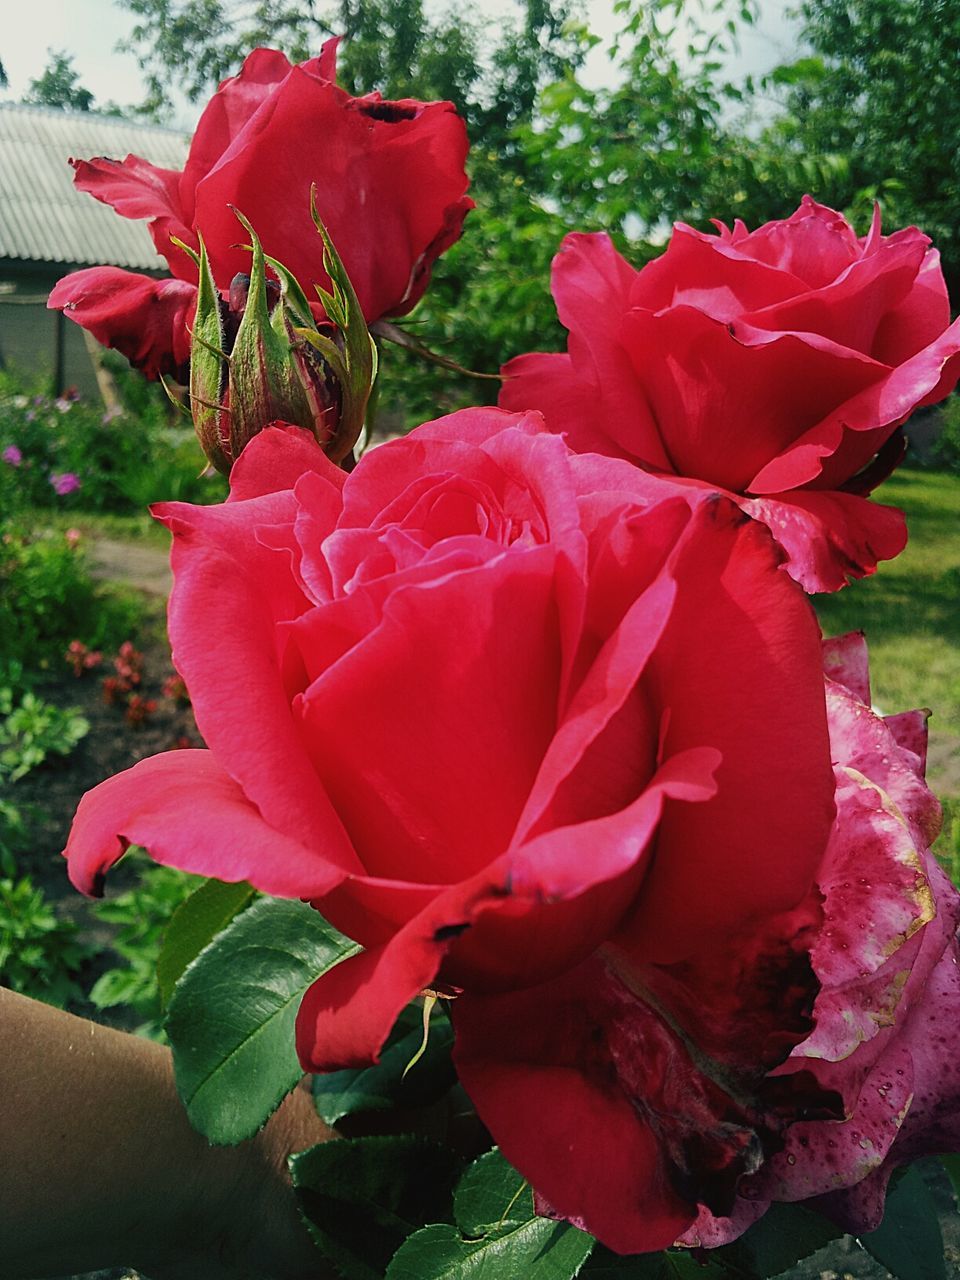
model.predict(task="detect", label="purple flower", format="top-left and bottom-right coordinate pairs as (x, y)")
top-left (50, 471), bottom-right (81, 495)
top-left (2, 445), bottom-right (22, 467)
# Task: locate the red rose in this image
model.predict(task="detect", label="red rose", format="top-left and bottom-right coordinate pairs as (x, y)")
top-left (500, 197), bottom-right (960, 592)
top-left (64, 411), bottom-right (836, 1252)
top-left (48, 42), bottom-right (472, 379)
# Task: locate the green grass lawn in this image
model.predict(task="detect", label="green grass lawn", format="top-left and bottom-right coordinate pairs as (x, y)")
top-left (814, 467), bottom-right (960, 809)
top-left (21, 507), bottom-right (172, 548)
top-left (814, 468), bottom-right (960, 734)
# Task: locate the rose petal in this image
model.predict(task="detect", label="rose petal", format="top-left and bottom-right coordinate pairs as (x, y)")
top-left (64, 750), bottom-right (347, 898)
top-left (626, 497), bottom-right (835, 963)
top-left (622, 306), bottom-right (884, 494)
top-left (822, 631), bottom-right (871, 705)
top-left (70, 153), bottom-right (197, 277)
top-left (453, 960), bottom-right (695, 1255)
top-left (741, 488), bottom-right (907, 593)
top-left (750, 317), bottom-right (960, 492)
top-left (48, 268), bottom-right (195, 380)
top-left (194, 68), bottom-right (471, 320)
top-left (179, 46), bottom-right (336, 220)
top-left (153, 489), bottom-right (361, 869)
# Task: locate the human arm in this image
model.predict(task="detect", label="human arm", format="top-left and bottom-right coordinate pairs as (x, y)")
top-left (0, 986), bottom-right (333, 1279)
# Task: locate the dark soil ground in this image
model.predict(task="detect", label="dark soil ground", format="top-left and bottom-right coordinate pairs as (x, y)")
top-left (17, 631), bottom-right (194, 890)
top-left (9, 538), bottom-right (959, 1280)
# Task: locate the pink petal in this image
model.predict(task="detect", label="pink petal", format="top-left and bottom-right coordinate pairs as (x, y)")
top-left (822, 631), bottom-right (871, 705)
top-left (622, 307), bottom-right (884, 494)
top-left (750, 317), bottom-right (960, 492)
top-left (64, 750), bottom-right (348, 899)
top-left (48, 269), bottom-right (195, 380)
top-left (746, 1046), bottom-right (915, 1203)
top-left (152, 492), bottom-right (361, 871)
top-left (297, 867), bottom-right (507, 1071)
top-left (625, 497), bottom-right (835, 963)
top-left (744, 232), bottom-right (926, 358)
top-left (633, 220), bottom-right (808, 318)
top-left (741, 488), bottom-right (907, 593)
top-left (296, 545), bottom-right (564, 884)
top-left (731, 195), bottom-right (861, 289)
top-left (498, 352), bottom-right (630, 459)
top-left (883, 709), bottom-right (930, 774)
top-left (543, 233), bottom-right (672, 469)
top-left (71, 154), bottom-right (196, 278)
top-left (225, 423), bottom-right (343, 502)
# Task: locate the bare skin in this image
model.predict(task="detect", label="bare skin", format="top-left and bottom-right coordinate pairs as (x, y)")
top-left (0, 987), bottom-right (335, 1279)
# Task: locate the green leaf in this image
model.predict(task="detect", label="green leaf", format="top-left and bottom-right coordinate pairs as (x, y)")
top-left (454, 1148), bottom-right (530, 1235)
top-left (713, 1200), bottom-right (841, 1278)
top-left (384, 1147), bottom-right (593, 1280)
top-left (582, 1247), bottom-right (729, 1278)
top-left (313, 1002), bottom-right (455, 1125)
top-left (166, 896), bottom-right (359, 1144)
top-left (940, 1154), bottom-right (960, 1204)
top-left (385, 1219), bottom-right (594, 1280)
top-left (292, 1134), bottom-right (463, 1280)
top-left (156, 877), bottom-right (256, 1007)
top-left (858, 1165), bottom-right (946, 1280)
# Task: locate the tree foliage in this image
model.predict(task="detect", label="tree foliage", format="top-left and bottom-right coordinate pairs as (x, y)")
top-left (22, 50), bottom-right (95, 112)
top-left (117, 0), bottom-right (584, 145)
top-left (762, 0), bottom-right (960, 294)
top-left (111, 0), bottom-right (960, 415)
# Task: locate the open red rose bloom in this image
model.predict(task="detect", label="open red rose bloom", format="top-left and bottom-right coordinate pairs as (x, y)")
top-left (64, 413), bottom-right (960, 1254)
top-left (500, 197), bottom-right (960, 592)
top-left (47, 42), bottom-right (472, 379)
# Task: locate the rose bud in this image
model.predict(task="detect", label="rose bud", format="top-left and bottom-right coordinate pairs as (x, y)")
top-left (47, 41), bottom-right (471, 381)
top-left (500, 197), bottom-right (960, 592)
top-left (188, 204), bottom-right (376, 474)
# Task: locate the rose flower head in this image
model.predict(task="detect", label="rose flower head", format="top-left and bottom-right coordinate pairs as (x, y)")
top-left (47, 41), bottom-right (472, 380)
top-left (62, 415), bottom-right (960, 1254)
top-left (188, 201), bottom-right (376, 472)
top-left (500, 196), bottom-right (960, 592)
top-left (65, 409), bottom-right (857, 1253)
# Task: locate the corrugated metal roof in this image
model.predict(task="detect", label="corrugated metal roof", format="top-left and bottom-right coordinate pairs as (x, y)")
top-left (0, 104), bottom-right (189, 271)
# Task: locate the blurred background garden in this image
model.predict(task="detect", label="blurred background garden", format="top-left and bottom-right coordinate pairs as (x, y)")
top-left (0, 0), bottom-right (958, 1097)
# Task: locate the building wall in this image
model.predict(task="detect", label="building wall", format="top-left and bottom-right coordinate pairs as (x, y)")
top-left (1, 262), bottom-right (112, 399)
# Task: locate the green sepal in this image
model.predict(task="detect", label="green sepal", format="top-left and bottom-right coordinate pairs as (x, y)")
top-left (189, 233), bottom-right (229, 473)
top-left (294, 324), bottom-right (350, 386)
top-left (228, 208), bottom-right (317, 456)
top-left (158, 374), bottom-right (191, 417)
top-left (169, 234), bottom-right (202, 269)
top-left (263, 252), bottom-right (317, 329)
top-left (309, 186), bottom-right (378, 462)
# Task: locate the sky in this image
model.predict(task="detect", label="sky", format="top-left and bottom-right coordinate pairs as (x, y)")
top-left (0, 0), bottom-right (798, 130)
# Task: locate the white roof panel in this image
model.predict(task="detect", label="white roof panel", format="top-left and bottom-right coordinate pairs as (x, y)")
top-left (0, 103), bottom-right (189, 271)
